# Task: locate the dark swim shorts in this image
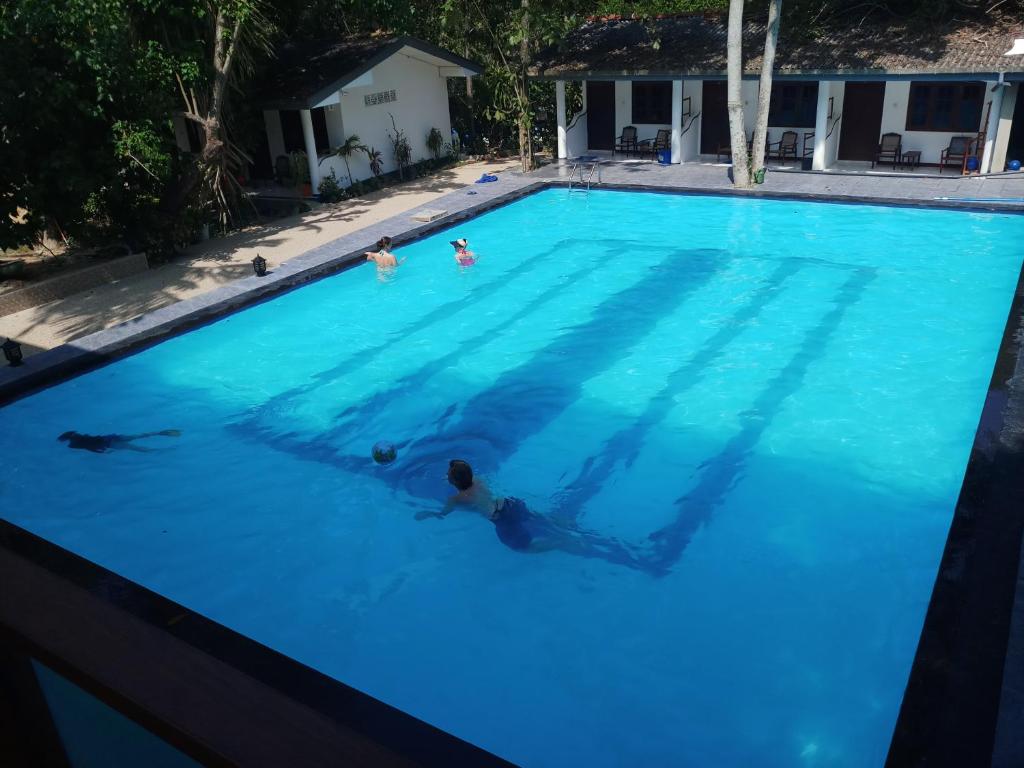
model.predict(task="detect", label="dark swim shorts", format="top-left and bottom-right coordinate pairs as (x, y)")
top-left (493, 497), bottom-right (533, 551)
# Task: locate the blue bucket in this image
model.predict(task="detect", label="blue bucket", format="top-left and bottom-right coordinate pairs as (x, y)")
top-left (657, 149), bottom-right (671, 165)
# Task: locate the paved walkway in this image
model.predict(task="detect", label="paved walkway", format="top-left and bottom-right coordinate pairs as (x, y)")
top-left (0, 159), bottom-right (517, 356)
top-left (533, 157), bottom-right (1024, 204)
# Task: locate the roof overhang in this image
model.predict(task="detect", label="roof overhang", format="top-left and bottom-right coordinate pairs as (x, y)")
top-left (263, 36), bottom-right (483, 111)
top-left (529, 70), bottom-right (1017, 82)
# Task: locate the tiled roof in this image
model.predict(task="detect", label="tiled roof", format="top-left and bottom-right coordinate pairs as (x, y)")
top-left (257, 36), bottom-right (482, 109)
top-left (530, 15), bottom-right (1024, 78)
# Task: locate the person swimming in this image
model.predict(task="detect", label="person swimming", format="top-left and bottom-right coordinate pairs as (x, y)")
top-left (415, 458), bottom-right (541, 552)
top-left (365, 236), bottom-right (404, 269)
top-left (451, 238), bottom-right (477, 267)
top-left (58, 429), bottom-right (181, 453)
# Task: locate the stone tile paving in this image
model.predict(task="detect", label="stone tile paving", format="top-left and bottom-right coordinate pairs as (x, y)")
top-left (531, 159), bottom-right (1024, 209)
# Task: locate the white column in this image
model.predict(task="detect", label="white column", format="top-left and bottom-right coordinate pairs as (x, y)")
top-left (555, 80), bottom-right (568, 160)
top-left (299, 108), bottom-right (320, 194)
top-left (982, 84), bottom-right (1005, 173)
top-left (992, 84), bottom-right (1019, 171)
top-left (671, 80), bottom-right (683, 164)
top-left (263, 110), bottom-right (285, 163)
top-left (812, 80), bottom-right (830, 170)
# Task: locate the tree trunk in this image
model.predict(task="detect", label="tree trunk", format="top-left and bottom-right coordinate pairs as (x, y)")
top-left (751, 0), bottom-right (783, 178)
top-left (726, 0), bottom-right (750, 187)
top-left (518, 0), bottom-right (532, 173)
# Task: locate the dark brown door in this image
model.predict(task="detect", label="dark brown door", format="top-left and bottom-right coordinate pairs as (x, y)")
top-left (586, 81), bottom-right (615, 151)
top-left (837, 83), bottom-right (886, 161)
top-left (700, 81), bottom-right (729, 155)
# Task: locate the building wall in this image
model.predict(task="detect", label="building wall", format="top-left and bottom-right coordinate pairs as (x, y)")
top-left (680, 80), bottom-right (703, 160)
top-left (566, 81), bottom-right (589, 157)
top-left (315, 51), bottom-right (454, 187)
top-left (879, 80), bottom-right (995, 164)
top-left (613, 81), bottom-right (673, 146)
top-left (823, 81), bottom-right (846, 167)
top-left (992, 83), bottom-right (1019, 170)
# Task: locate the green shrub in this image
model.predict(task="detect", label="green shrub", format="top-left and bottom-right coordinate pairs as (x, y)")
top-left (317, 170), bottom-right (345, 203)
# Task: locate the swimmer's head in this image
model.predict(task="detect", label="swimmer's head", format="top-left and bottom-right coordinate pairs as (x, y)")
top-left (450, 238), bottom-right (468, 251)
top-left (57, 431), bottom-right (75, 442)
top-left (377, 236), bottom-right (393, 250)
top-left (448, 459), bottom-right (473, 490)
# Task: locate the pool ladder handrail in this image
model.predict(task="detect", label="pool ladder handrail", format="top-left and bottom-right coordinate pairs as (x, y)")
top-left (568, 159), bottom-right (601, 192)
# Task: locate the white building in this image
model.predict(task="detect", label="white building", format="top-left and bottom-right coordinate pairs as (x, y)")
top-left (532, 15), bottom-right (1024, 173)
top-left (251, 36), bottom-right (480, 194)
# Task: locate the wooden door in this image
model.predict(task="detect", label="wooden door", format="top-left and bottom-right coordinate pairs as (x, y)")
top-left (586, 81), bottom-right (615, 151)
top-left (700, 81), bottom-right (729, 155)
top-left (837, 83), bottom-right (886, 161)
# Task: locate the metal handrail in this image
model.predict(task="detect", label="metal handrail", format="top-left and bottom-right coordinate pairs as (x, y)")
top-left (567, 160), bottom-right (581, 191)
top-left (568, 160), bottom-right (600, 192)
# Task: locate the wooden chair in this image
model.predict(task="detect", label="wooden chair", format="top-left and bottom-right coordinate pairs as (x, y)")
top-left (939, 136), bottom-right (972, 173)
top-left (767, 131), bottom-right (799, 161)
top-left (873, 132), bottom-right (902, 169)
top-left (639, 129), bottom-right (671, 160)
top-left (614, 126), bottom-right (638, 157)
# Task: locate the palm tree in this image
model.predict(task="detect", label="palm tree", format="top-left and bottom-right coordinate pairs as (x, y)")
top-left (326, 134), bottom-right (368, 187)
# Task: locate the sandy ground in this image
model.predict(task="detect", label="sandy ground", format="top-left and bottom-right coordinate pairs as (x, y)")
top-left (1, 160), bottom-right (517, 356)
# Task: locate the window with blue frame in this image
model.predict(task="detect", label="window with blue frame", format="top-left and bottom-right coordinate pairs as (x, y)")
top-left (906, 82), bottom-right (984, 132)
top-left (768, 81), bottom-right (819, 128)
top-left (631, 81), bottom-right (672, 124)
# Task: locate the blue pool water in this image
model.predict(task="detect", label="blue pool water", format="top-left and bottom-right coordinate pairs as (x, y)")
top-left (2, 188), bottom-right (1022, 766)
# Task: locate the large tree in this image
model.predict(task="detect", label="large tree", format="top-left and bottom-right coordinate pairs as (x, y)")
top-left (167, 0), bottom-right (272, 228)
top-left (750, 0), bottom-right (782, 180)
top-left (725, 0), bottom-right (750, 187)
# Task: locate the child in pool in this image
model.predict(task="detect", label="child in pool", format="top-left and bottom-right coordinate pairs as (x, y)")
top-left (365, 236), bottom-right (404, 268)
top-left (451, 238), bottom-right (477, 266)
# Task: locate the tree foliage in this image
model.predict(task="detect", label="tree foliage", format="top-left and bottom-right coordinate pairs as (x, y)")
top-left (0, 0), bottom-right (188, 249)
top-left (2, 0), bottom-right (1020, 251)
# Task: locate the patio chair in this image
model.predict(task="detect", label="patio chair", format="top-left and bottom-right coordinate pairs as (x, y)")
top-left (939, 136), bottom-right (972, 173)
top-left (767, 131), bottom-right (799, 162)
top-left (638, 129), bottom-right (671, 160)
top-left (614, 126), bottom-right (638, 157)
top-left (872, 132), bottom-right (902, 169)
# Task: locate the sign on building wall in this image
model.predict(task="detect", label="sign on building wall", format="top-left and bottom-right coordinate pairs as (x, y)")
top-left (364, 90), bottom-right (398, 107)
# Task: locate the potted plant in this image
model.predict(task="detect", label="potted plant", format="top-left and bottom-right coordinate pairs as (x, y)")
top-left (324, 134), bottom-right (367, 188)
top-left (426, 127), bottom-right (444, 161)
top-left (289, 150), bottom-right (312, 197)
top-left (388, 114), bottom-right (412, 181)
top-left (367, 147), bottom-right (384, 178)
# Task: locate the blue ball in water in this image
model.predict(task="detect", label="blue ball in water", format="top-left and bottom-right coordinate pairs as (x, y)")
top-left (372, 441), bottom-right (397, 465)
top-left (1009, 159), bottom-right (1022, 172)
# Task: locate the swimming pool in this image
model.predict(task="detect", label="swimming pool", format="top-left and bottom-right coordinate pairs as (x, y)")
top-left (2, 188), bottom-right (1022, 766)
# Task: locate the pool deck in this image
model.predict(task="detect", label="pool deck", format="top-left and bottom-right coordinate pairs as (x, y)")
top-left (532, 157), bottom-right (1024, 207)
top-left (2, 159), bottom-right (1024, 767)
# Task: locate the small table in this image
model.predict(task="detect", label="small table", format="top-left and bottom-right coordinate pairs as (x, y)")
top-left (901, 150), bottom-right (922, 170)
